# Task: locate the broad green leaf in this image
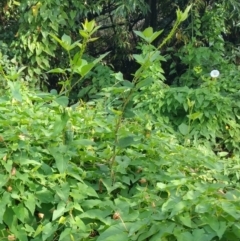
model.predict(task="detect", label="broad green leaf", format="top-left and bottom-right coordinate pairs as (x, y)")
top-left (14, 228), bottom-right (28, 241)
top-left (8, 81), bottom-right (22, 102)
top-left (176, 231), bottom-right (193, 241)
top-left (188, 112), bottom-right (203, 120)
top-left (170, 201), bottom-right (187, 217)
top-left (192, 229), bottom-right (213, 241)
top-left (61, 34), bottom-right (71, 45)
top-left (52, 111), bottom-right (69, 135)
top-left (195, 202), bottom-right (212, 214)
top-left (81, 63), bottom-right (94, 77)
top-left (52, 201), bottom-right (66, 221)
top-left (79, 30), bottom-right (89, 38)
top-left (55, 183), bottom-right (70, 202)
top-left (122, 80), bottom-right (134, 87)
top-left (150, 223), bottom-right (176, 241)
top-left (59, 228), bottom-right (71, 241)
top-left (54, 96), bottom-right (69, 107)
top-left (34, 224), bottom-right (43, 237)
top-left (3, 207), bottom-right (18, 230)
top-left (0, 192), bottom-right (11, 223)
top-left (77, 183), bottom-right (98, 197)
top-left (117, 136), bottom-right (135, 148)
top-left (50, 33), bottom-right (72, 51)
top-left (35, 188), bottom-right (54, 203)
top-left (24, 193), bottom-right (36, 215)
top-left (138, 223), bottom-right (160, 241)
top-left (96, 224), bottom-right (128, 241)
top-left (42, 222), bottom-right (58, 241)
top-left (162, 197), bottom-right (181, 213)
top-left (178, 213), bottom-right (192, 227)
top-left (221, 202), bottom-right (240, 219)
top-left (74, 217), bottom-right (86, 231)
top-left (79, 209), bottom-right (111, 223)
top-left (12, 203), bottom-right (28, 223)
top-left (202, 216), bottom-right (226, 239)
top-left (48, 146), bottom-right (69, 173)
top-left (134, 30), bottom-right (148, 42)
top-left (143, 27), bottom-right (153, 38)
top-left (86, 19), bottom-right (95, 32)
top-left (178, 123), bottom-right (189, 135)
top-left (113, 72), bottom-right (124, 82)
top-left (133, 54), bottom-right (145, 64)
top-left (156, 182), bottom-right (167, 190)
top-left (20, 159), bottom-right (41, 166)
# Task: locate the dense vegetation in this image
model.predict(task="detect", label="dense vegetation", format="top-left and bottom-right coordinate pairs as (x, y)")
top-left (1, 0), bottom-right (240, 240)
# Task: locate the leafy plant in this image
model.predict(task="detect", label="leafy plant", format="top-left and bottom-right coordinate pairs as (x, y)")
top-left (1, 5), bottom-right (240, 241)
top-left (48, 19), bottom-right (109, 100)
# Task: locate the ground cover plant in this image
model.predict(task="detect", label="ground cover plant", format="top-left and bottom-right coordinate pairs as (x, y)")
top-left (1, 4), bottom-right (240, 241)
top-left (1, 66), bottom-right (240, 241)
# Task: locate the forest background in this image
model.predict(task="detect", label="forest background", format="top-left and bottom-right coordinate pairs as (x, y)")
top-left (1, 0), bottom-right (240, 240)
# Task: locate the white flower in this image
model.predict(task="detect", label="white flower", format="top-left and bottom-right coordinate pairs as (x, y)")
top-left (210, 70), bottom-right (220, 78)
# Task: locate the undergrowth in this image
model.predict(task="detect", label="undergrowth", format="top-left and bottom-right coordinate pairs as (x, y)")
top-left (0, 8), bottom-right (240, 241)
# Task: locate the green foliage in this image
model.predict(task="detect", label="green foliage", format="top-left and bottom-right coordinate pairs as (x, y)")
top-left (1, 4), bottom-right (240, 241)
top-left (47, 19), bottom-right (110, 99)
top-left (134, 63), bottom-right (240, 154)
top-left (0, 79), bottom-right (240, 240)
